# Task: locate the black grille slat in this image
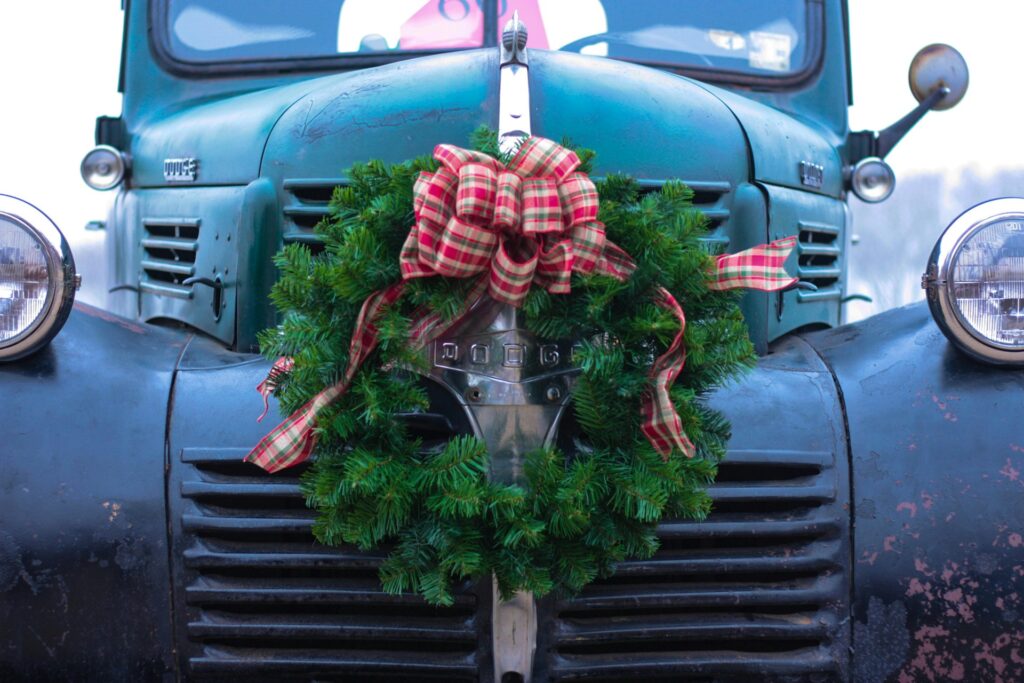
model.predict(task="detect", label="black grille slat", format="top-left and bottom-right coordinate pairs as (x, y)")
top-left (554, 612), bottom-right (833, 646)
top-left (548, 648), bottom-right (836, 681)
top-left (190, 647), bottom-right (479, 679)
top-left (557, 573), bottom-right (843, 612)
top-left (182, 480), bottom-right (304, 498)
top-left (183, 545), bottom-right (385, 572)
top-left (141, 217), bottom-right (200, 297)
top-left (657, 517), bottom-right (840, 540)
top-left (185, 575), bottom-right (477, 609)
top-left (182, 514), bottom-right (313, 534)
top-left (610, 543), bottom-right (842, 577)
top-left (188, 611), bottom-right (478, 643)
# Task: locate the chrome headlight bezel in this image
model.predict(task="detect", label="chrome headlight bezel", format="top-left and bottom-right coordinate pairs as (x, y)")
top-left (924, 197), bottom-right (1024, 365)
top-left (0, 194), bottom-right (77, 362)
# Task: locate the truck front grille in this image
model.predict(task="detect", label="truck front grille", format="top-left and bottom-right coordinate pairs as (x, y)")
top-left (536, 446), bottom-right (848, 682)
top-left (174, 412), bottom-right (488, 680)
top-left (140, 217), bottom-right (200, 298)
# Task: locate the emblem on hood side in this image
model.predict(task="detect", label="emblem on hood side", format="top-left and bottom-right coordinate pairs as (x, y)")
top-left (164, 157), bottom-right (199, 183)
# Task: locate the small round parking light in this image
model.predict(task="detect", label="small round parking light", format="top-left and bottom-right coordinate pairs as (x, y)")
top-left (850, 157), bottom-right (895, 203)
top-left (0, 195), bottom-right (77, 361)
top-left (923, 197), bottom-right (1024, 365)
top-left (81, 145), bottom-right (128, 191)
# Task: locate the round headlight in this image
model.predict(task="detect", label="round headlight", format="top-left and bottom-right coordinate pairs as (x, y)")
top-left (924, 197), bottom-right (1024, 364)
top-left (0, 195), bottom-right (77, 361)
top-left (80, 145), bottom-right (128, 191)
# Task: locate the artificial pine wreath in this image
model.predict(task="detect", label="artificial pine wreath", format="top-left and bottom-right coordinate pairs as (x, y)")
top-left (253, 129), bottom-right (772, 606)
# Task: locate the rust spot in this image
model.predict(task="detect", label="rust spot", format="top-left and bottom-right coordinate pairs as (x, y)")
top-left (921, 491), bottom-right (936, 510)
top-left (1009, 533), bottom-right (1023, 548)
top-left (884, 535), bottom-right (899, 552)
top-left (101, 500), bottom-right (122, 523)
top-left (860, 550), bottom-right (880, 565)
top-left (898, 501), bottom-right (919, 518)
top-left (1000, 458), bottom-right (1022, 484)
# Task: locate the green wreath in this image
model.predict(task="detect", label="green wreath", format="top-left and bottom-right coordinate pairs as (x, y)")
top-left (257, 129), bottom-right (755, 605)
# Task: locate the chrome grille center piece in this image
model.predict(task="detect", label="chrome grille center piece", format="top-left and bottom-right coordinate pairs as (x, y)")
top-left (427, 14), bottom-right (549, 680)
top-left (498, 11), bottom-right (531, 156)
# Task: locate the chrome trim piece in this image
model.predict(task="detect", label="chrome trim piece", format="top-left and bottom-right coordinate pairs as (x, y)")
top-left (81, 144), bottom-right (129, 191)
top-left (0, 195), bottom-right (77, 361)
top-left (426, 299), bottom-right (569, 683)
top-left (924, 197), bottom-right (1024, 364)
top-left (498, 11), bottom-right (531, 156)
top-left (164, 157), bottom-right (199, 183)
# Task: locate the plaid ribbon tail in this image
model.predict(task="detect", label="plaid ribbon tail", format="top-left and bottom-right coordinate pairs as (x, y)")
top-left (246, 283), bottom-right (406, 472)
top-left (246, 278), bottom-right (491, 474)
top-left (245, 388), bottom-right (334, 473)
top-left (641, 287), bottom-right (695, 460)
top-left (709, 236), bottom-right (798, 292)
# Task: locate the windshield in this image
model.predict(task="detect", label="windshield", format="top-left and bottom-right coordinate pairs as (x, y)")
top-left (162, 0), bottom-right (814, 79)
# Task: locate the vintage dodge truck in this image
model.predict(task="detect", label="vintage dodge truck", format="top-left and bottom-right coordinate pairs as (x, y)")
top-left (2, 1), bottom-right (1022, 681)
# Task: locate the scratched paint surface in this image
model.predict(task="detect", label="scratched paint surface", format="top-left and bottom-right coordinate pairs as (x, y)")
top-left (808, 303), bottom-right (1024, 682)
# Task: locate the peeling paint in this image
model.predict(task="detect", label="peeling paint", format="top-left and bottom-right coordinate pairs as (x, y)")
top-left (897, 501), bottom-right (918, 518)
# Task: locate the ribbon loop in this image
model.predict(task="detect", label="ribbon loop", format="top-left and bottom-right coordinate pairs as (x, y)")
top-left (494, 171), bottom-right (522, 230)
top-left (456, 163), bottom-right (497, 223)
top-left (521, 178), bottom-right (563, 236)
top-left (489, 238), bottom-right (539, 306)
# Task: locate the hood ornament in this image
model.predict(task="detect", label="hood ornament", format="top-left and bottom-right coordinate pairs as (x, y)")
top-left (498, 11), bottom-right (531, 155)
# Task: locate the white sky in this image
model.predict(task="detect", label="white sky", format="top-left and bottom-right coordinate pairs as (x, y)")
top-left (0, 1), bottom-right (1020, 305)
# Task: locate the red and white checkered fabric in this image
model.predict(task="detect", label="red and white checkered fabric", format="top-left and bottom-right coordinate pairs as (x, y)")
top-left (709, 236), bottom-right (798, 291)
top-left (400, 137), bottom-right (633, 306)
top-left (641, 287), bottom-right (696, 459)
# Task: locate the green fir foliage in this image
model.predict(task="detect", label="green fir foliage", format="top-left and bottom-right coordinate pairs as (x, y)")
top-left (262, 129), bottom-right (755, 605)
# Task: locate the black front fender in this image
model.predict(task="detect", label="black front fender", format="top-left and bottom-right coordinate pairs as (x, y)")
top-left (0, 304), bottom-right (188, 681)
top-left (804, 302), bottom-right (1024, 683)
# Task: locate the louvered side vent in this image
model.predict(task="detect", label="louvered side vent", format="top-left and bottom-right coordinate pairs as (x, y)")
top-left (280, 178), bottom-right (732, 253)
top-left (537, 448), bottom-right (846, 682)
top-left (177, 423), bottom-right (486, 680)
top-left (796, 220), bottom-right (842, 303)
top-left (140, 217), bottom-right (201, 298)
top-left (282, 179), bottom-right (346, 249)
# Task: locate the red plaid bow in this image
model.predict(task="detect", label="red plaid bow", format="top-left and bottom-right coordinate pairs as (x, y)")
top-left (246, 138), bottom-right (800, 473)
top-left (400, 137), bottom-right (634, 306)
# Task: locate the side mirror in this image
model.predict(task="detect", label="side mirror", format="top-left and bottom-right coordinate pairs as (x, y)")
top-left (909, 43), bottom-right (969, 111)
top-left (847, 44), bottom-right (969, 202)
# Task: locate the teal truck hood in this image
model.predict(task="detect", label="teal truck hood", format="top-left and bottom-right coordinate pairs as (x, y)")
top-left (132, 49), bottom-right (841, 198)
top-left (261, 49), bottom-right (747, 185)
